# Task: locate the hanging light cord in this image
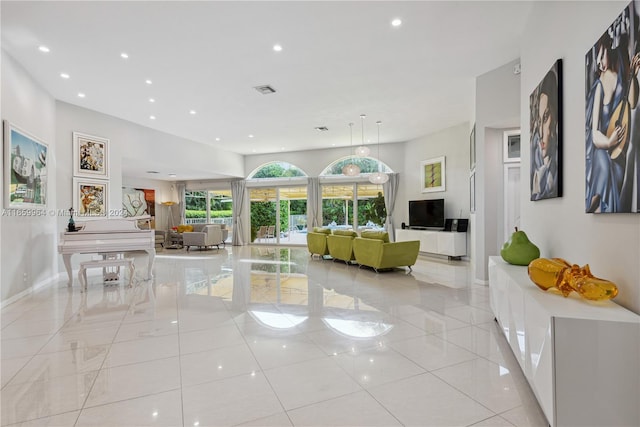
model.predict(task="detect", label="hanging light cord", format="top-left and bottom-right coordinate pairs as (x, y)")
top-left (377, 121), bottom-right (382, 172)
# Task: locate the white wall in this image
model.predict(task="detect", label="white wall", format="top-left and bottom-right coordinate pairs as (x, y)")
top-left (1, 51), bottom-right (57, 304)
top-left (474, 59), bottom-right (521, 284)
top-left (401, 122), bottom-right (471, 224)
top-left (55, 102), bottom-right (245, 228)
top-left (520, 1), bottom-right (639, 313)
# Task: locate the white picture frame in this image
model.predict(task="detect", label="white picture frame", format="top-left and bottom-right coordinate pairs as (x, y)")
top-left (420, 156), bottom-right (446, 193)
top-left (3, 121), bottom-right (49, 209)
top-left (503, 129), bottom-right (521, 163)
top-left (73, 132), bottom-right (109, 179)
top-left (73, 177), bottom-right (109, 218)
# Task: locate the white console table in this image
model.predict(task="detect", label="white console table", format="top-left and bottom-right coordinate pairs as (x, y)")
top-left (488, 256), bottom-right (640, 427)
top-left (395, 228), bottom-right (466, 258)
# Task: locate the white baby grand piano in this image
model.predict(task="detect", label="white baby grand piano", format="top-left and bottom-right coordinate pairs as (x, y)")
top-left (57, 218), bottom-right (155, 286)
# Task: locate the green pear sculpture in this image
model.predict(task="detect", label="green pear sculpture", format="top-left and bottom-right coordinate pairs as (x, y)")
top-left (501, 227), bottom-right (540, 266)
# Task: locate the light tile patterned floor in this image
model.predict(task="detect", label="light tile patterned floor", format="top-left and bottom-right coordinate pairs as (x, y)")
top-left (1, 246), bottom-right (548, 426)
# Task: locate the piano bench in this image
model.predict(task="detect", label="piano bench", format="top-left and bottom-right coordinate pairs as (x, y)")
top-left (78, 258), bottom-right (135, 291)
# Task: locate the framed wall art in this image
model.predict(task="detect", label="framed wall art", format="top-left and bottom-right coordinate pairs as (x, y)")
top-left (421, 156), bottom-right (446, 193)
top-left (470, 124), bottom-right (476, 171)
top-left (3, 121), bottom-right (48, 209)
top-left (503, 129), bottom-right (521, 163)
top-left (530, 59), bottom-right (562, 201)
top-left (73, 132), bottom-right (109, 179)
top-left (585, 1), bottom-right (640, 213)
top-left (73, 178), bottom-right (108, 217)
top-left (122, 187), bottom-right (155, 218)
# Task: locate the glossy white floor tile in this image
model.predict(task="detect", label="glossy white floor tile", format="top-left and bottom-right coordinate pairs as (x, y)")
top-left (368, 373), bottom-right (495, 426)
top-left (286, 390), bottom-right (402, 426)
top-left (0, 247), bottom-right (548, 426)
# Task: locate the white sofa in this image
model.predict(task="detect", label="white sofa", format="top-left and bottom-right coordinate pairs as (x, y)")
top-left (183, 224), bottom-right (224, 251)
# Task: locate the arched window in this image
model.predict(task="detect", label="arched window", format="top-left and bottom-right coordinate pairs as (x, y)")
top-left (247, 161), bottom-right (308, 179)
top-left (320, 156), bottom-right (393, 176)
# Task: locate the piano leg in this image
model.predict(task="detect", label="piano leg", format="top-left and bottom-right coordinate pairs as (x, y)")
top-left (144, 248), bottom-right (156, 280)
top-left (63, 254), bottom-right (74, 286)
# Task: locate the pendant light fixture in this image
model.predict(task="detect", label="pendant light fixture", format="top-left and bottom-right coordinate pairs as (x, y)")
top-left (342, 122), bottom-right (361, 176)
top-left (369, 120), bottom-right (389, 184)
top-left (354, 114), bottom-right (370, 157)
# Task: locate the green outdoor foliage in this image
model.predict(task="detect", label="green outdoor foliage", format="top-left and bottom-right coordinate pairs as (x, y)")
top-left (250, 199), bottom-right (307, 241)
top-left (327, 158), bottom-right (382, 175)
top-left (185, 210), bottom-right (232, 219)
top-left (251, 162), bottom-right (305, 178)
top-left (322, 192), bottom-right (386, 227)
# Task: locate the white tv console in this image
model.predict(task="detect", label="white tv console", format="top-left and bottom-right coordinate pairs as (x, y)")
top-left (488, 256), bottom-right (640, 427)
top-left (395, 228), bottom-right (466, 259)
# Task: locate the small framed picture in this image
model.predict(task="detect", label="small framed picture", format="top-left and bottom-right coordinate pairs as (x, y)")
top-left (73, 178), bottom-right (108, 217)
top-left (421, 156), bottom-right (446, 193)
top-left (503, 129), bottom-right (521, 163)
top-left (73, 132), bottom-right (109, 179)
top-left (3, 121), bottom-right (49, 209)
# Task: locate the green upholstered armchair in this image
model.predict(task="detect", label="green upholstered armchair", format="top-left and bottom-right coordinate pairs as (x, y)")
top-left (327, 229), bottom-right (358, 263)
top-left (353, 231), bottom-right (420, 272)
top-left (307, 227), bottom-right (331, 258)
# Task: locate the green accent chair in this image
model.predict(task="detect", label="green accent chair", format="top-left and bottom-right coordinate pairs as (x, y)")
top-left (327, 230), bottom-right (358, 263)
top-left (307, 227), bottom-right (331, 258)
top-left (353, 231), bottom-right (420, 272)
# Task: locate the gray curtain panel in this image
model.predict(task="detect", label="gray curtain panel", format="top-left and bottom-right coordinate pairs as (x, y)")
top-left (231, 180), bottom-right (247, 246)
top-left (383, 173), bottom-right (399, 241)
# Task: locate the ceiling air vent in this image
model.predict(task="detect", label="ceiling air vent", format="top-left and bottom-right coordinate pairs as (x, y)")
top-left (314, 126), bottom-right (329, 132)
top-left (254, 85), bottom-right (276, 95)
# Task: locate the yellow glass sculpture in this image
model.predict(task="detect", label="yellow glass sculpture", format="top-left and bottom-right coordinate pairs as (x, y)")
top-left (527, 258), bottom-right (618, 301)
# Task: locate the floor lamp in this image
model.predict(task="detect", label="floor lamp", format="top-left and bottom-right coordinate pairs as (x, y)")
top-left (162, 201), bottom-right (177, 231)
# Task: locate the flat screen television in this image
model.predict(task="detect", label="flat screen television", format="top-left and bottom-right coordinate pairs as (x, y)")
top-left (409, 199), bottom-right (445, 230)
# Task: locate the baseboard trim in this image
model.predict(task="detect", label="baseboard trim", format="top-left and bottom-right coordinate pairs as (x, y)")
top-left (1, 273), bottom-right (63, 308)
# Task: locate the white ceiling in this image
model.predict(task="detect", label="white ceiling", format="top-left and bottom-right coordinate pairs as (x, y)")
top-left (2, 1), bottom-right (532, 177)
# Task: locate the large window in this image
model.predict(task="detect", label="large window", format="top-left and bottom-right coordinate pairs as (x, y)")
top-left (184, 189), bottom-right (233, 243)
top-left (321, 183), bottom-right (385, 230)
top-left (249, 186), bottom-right (307, 245)
top-left (248, 161), bottom-right (306, 179)
top-left (185, 191), bottom-right (207, 223)
top-left (321, 157), bottom-right (392, 176)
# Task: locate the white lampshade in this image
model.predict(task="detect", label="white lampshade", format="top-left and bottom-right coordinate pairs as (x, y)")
top-left (369, 171), bottom-right (389, 184)
top-left (354, 145), bottom-right (370, 157)
top-left (342, 163), bottom-right (361, 176)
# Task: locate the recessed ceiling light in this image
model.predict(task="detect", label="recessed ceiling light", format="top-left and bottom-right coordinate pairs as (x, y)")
top-left (281, 147), bottom-right (285, 150)
top-left (60, 73), bottom-right (70, 79)
top-left (149, 98), bottom-right (155, 103)
top-left (252, 149), bottom-right (257, 153)
top-left (145, 79), bottom-right (152, 85)
top-left (248, 134), bottom-right (254, 138)
top-left (391, 18), bottom-right (402, 27)
top-left (168, 173), bottom-right (177, 178)
top-left (314, 126), bottom-right (329, 132)
top-left (273, 44), bottom-right (283, 52)
top-left (38, 45), bottom-right (50, 53)
top-left (149, 115), bottom-right (156, 120)
top-left (215, 137), bottom-right (220, 141)
top-left (189, 110), bottom-right (196, 115)
top-left (77, 92), bottom-right (86, 98)
top-left (120, 52), bottom-right (129, 59)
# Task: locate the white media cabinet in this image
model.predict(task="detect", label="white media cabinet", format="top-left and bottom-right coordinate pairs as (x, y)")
top-left (488, 256), bottom-right (640, 427)
top-left (395, 228), bottom-right (466, 258)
